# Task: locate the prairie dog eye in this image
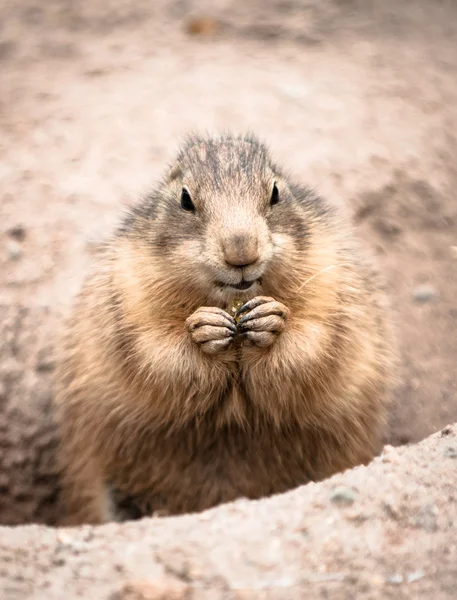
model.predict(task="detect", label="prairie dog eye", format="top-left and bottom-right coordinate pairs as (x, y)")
top-left (181, 187), bottom-right (195, 212)
top-left (270, 181), bottom-right (280, 206)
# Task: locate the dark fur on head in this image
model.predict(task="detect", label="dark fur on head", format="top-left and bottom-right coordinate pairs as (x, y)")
top-left (117, 133), bottom-right (337, 311)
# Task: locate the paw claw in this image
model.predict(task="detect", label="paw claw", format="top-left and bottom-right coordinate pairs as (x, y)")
top-left (235, 297), bottom-right (289, 347)
top-left (187, 308), bottom-right (235, 355)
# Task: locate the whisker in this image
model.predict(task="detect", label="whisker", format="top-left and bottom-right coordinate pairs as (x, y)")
top-left (296, 264), bottom-right (338, 292)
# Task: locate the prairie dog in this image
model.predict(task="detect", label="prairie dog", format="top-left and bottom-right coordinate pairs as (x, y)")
top-left (54, 134), bottom-right (395, 524)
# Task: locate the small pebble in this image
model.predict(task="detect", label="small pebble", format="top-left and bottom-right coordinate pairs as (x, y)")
top-left (441, 425), bottom-right (453, 436)
top-left (329, 486), bottom-right (357, 507)
top-left (7, 224), bottom-right (26, 241)
top-left (36, 346), bottom-right (56, 372)
top-left (57, 531), bottom-right (73, 545)
top-left (386, 574), bottom-right (403, 585)
top-left (407, 570), bottom-right (425, 583)
top-left (411, 504), bottom-right (438, 532)
top-left (380, 444), bottom-right (398, 463)
top-left (7, 240), bottom-right (23, 260)
top-left (345, 509), bottom-right (369, 522)
top-left (444, 446), bottom-right (457, 459)
top-left (185, 17), bottom-right (219, 37)
top-left (412, 284), bottom-right (438, 303)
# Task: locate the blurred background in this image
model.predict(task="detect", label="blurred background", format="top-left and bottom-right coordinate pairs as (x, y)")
top-left (0, 0), bottom-right (456, 525)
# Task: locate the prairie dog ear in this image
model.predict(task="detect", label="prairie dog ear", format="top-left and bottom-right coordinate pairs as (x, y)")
top-left (265, 166), bottom-right (283, 185)
top-left (167, 162), bottom-right (183, 183)
top-left (265, 168), bottom-right (287, 201)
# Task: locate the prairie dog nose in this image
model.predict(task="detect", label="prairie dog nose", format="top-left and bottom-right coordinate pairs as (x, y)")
top-left (222, 232), bottom-right (260, 268)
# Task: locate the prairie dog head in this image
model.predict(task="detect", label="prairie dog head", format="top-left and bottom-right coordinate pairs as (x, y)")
top-left (124, 135), bottom-right (315, 305)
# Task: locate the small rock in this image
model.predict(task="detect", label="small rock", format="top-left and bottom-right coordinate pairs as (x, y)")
top-left (443, 446), bottom-right (457, 458)
top-left (407, 570), bottom-right (425, 583)
top-left (345, 509), bottom-right (369, 523)
top-left (411, 504), bottom-right (438, 532)
top-left (380, 444), bottom-right (398, 463)
top-left (387, 574), bottom-right (404, 585)
top-left (185, 16), bottom-right (219, 37)
top-left (441, 425), bottom-right (453, 436)
top-left (412, 284), bottom-right (438, 303)
top-left (36, 346), bottom-right (56, 372)
top-left (329, 486), bottom-right (357, 507)
top-left (57, 531), bottom-right (73, 545)
top-left (7, 224), bottom-right (26, 241)
top-left (7, 240), bottom-right (22, 260)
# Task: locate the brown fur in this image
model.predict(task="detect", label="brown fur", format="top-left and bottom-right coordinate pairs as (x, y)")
top-left (54, 133), bottom-right (396, 525)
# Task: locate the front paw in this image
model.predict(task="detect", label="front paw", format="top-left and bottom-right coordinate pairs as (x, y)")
top-left (237, 296), bottom-right (289, 348)
top-left (186, 307), bottom-right (236, 355)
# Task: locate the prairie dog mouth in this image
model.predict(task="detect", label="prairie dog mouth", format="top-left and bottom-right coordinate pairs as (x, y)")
top-left (216, 279), bottom-right (260, 291)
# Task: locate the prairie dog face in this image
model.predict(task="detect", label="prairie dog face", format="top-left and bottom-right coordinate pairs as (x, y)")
top-left (147, 136), bottom-right (310, 303)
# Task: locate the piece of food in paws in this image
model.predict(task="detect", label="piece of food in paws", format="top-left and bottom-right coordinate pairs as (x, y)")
top-left (227, 299), bottom-right (245, 324)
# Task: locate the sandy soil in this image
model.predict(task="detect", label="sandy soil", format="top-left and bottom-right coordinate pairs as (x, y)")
top-left (0, 0), bottom-right (456, 596)
top-left (0, 424), bottom-right (456, 600)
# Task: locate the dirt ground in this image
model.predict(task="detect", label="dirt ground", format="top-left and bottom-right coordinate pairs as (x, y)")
top-left (0, 0), bottom-right (457, 596)
top-left (0, 425), bottom-right (455, 600)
